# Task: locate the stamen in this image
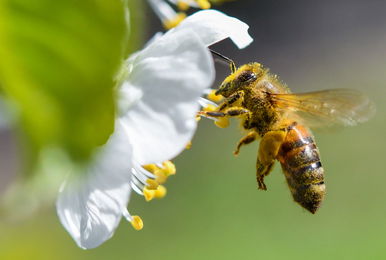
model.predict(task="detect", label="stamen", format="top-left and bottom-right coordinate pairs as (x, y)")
top-left (138, 161), bottom-right (176, 201)
top-left (155, 172), bottom-right (168, 184)
top-left (131, 168), bottom-right (148, 185)
top-left (176, 0), bottom-right (190, 10)
top-left (155, 162), bottom-right (164, 168)
top-left (215, 117), bottom-right (230, 128)
top-left (171, 0), bottom-right (211, 10)
top-left (143, 188), bottom-right (156, 201)
top-left (131, 175), bottom-right (145, 189)
top-left (131, 216), bottom-right (144, 230)
top-left (122, 208), bottom-right (144, 230)
top-left (154, 185), bottom-right (167, 199)
top-left (142, 163), bottom-right (164, 184)
top-left (146, 179), bottom-right (160, 190)
top-left (126, 161), bottom-right (175, 229)
top-left (198, 97), bottom-right (218, 108)
top-left (142, 164), bottom-right (158, 175)
top-left (162, 161), bottom-right (176, 176)
top-left (135, 163), bottom-right (156, 179)
top-left (203, 104), bottom-right (218, 112)
top-left (143, 185), bottom-right (167, 201)
top-left (148, 0), bottom-right (177, 24)
top-left (143, 161), bottom-right (176, 184)
top-left (185, 141), bottom-right (192, 149)
top-left (198, 98), bottom-right (231, 128)
top-left (163, 12), bottom-right (187, 29)
top-left (130, 181), bottom-right (144, 196)
top-left (196, 0), bottom-right (211, 9)
top-left (207, 89), bottom-right (224, 103)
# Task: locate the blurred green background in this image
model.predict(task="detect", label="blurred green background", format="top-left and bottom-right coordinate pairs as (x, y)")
top-left (1, 0), bottom-right (386, 259)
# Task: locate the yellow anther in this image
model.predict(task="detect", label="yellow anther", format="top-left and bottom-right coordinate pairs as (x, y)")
top-left (177, 0), bottom-right (190, 11)
top-left (146, 179), bottom-right (159, 190)
top-left (207, 90), bottom-right (223, 103)
top-left (143, 164), bottom-right (159, 173)
top-left (195, 115), bottom-right (202, 122)
top-left (215, 117), bottom-right (230, 128)
top-left (203, 104), bottom-right (217, 112)
top-left (130, 215), bottom-right (143, 230)
top-left (196, 0), bottom-right (211, 9)
top-left (162, 161), bottom-right (176, 176)
top-left (154, 185), bottom-right (167, 199)
top-left (155, 171), bottom-right (168, 184)
top-left (185, 141), bottom-right (192, 150)
top-left (163, 13), bottom-right (187, 29)
top-left (143, 188), bottom-right (156, 201)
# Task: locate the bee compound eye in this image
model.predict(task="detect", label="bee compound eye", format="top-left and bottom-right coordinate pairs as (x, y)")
top-left (238, 71), bottom-right (256, 82)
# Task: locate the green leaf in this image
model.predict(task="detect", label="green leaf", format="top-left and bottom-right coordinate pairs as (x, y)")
top-left (0, 0), bottom-right (128, 162)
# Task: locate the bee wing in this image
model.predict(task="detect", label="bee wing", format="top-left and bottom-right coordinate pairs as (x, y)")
top-left (270, 89), bottom-right (376, 128)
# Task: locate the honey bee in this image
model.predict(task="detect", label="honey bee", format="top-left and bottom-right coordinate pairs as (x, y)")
top-left (199, 51), bottom-right (375, 214)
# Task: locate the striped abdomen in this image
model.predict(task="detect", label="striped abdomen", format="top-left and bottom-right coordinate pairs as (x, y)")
top-left (277, 124), bottom-right (325, 214)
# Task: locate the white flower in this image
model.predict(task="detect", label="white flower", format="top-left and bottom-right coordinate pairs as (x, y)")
top-left (56, 9), bottom-right (253, 249)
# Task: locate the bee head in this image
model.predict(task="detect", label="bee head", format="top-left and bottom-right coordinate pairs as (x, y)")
top-left (215, 63), bottom-right (263, 97)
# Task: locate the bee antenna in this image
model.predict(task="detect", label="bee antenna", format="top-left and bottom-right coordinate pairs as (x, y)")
top-left (209, 49), bottom-right (237, 73)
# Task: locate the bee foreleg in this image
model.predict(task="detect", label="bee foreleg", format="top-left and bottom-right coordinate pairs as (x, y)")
top-left (225, 107), bottom-right (251, 117)
top-left (234, 131), bottom-right (258, 156)
top-left (199, 107), bottom-right (251, 118)
top-left (256, 130), bottom-right (287, 190)
top-left (218, 91), bottom-right (244, 111)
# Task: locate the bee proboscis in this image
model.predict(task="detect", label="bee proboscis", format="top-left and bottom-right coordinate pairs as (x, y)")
top-left (199, 50), bottom-right (375, 213)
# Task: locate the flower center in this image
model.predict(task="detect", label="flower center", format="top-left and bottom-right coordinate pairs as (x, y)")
top-left (124, 160), bottom-right (177, 230)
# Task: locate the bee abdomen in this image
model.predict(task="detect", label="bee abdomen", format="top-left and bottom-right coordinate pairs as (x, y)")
top-left (277, 124), bottom-right (326, 214)
top-left (285, 163), bottom-right (325, 214)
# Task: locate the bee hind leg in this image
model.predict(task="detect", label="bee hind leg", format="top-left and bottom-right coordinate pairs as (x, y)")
top-left (256, 130), bottom-right (287, 190)
top-left (234, 131), bottom-right (258, 155)
top-left (256, 160), bottom-right (274, 190)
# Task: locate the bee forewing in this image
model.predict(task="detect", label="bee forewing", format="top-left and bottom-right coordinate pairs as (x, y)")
top-left (270, 89), bottom-right (376, 128)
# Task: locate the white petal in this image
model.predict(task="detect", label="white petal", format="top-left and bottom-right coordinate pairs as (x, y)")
top-left (120, 29), bottom-right (214, 165)
top-left (172, 9), bottom-right (253, 49)
top-left (118, 81), bottom-right (143, 116)
top-left (56, 120), bottom-right (133, 249)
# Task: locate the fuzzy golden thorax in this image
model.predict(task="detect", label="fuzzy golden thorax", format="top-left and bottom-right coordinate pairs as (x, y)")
top-left (215, 63), bottom-right (266, 98)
